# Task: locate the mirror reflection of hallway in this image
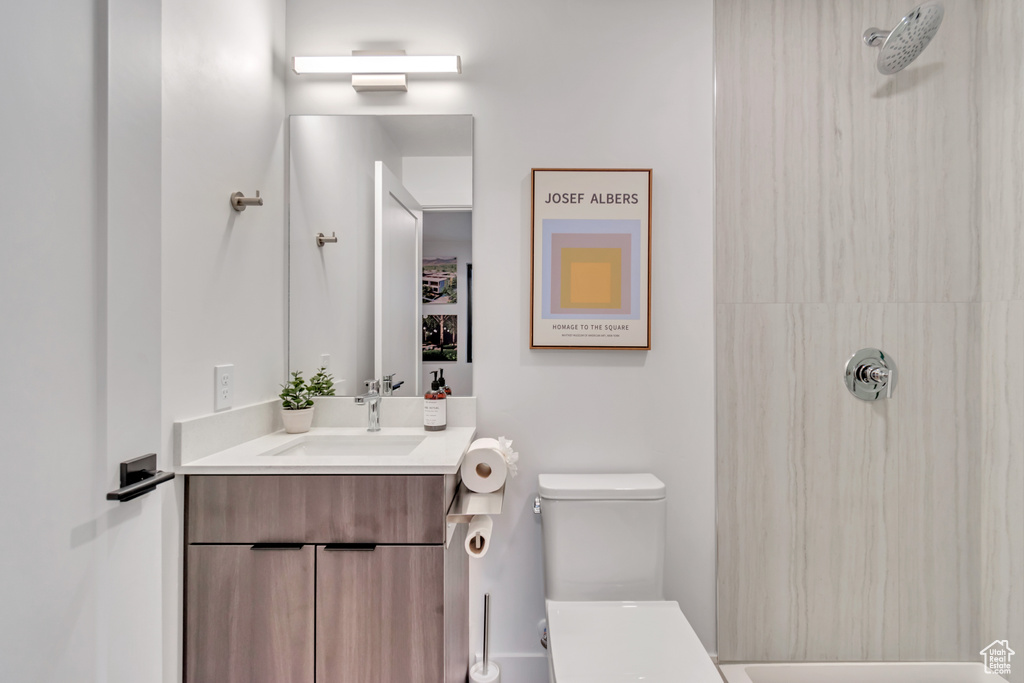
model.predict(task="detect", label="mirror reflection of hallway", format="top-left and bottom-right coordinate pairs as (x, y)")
top-left (421, 210), bottom-right (472, 395)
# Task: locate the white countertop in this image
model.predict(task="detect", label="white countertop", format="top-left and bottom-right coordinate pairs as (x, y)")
top-left (175, 426), bottom-right (477, 475)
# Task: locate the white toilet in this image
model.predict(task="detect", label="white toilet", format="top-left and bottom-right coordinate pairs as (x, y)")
top-left (538, 473), bottom-right (721, 682)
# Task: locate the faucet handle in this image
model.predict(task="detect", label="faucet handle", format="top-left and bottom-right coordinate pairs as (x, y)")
top-left (364, 379), bottom-right (380, 393)
top-left (381, 373), bottom-right (399, 396)
top-left (885, 365), bottom-right (896, 399)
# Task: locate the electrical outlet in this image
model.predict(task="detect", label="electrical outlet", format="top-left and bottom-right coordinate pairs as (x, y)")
top-left (214, 364), bottom-right (233, 411)
top-left (320, 353), bottom-right (330, 370)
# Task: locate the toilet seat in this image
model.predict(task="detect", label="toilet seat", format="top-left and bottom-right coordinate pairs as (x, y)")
top-left (546, 600), bottom-right (721, 683)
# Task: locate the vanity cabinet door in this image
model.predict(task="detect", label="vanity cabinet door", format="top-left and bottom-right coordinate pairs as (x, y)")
top-left (316, 544), bottom-right (444, 683)
top-left (187, 545), bottom-right (314, 683)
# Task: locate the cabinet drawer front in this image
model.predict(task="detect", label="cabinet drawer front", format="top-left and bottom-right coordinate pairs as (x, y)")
top-left (187, 475), bottom-right (446, 544)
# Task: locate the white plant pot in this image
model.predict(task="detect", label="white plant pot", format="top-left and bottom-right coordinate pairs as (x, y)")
top-left (281, 407), bottom-right (314, 434)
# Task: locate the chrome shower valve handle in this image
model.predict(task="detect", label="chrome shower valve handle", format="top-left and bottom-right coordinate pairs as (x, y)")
top-left (845, 348), bottom-right (897, 401)
top-left (857, 363), bottom-right (895, 399)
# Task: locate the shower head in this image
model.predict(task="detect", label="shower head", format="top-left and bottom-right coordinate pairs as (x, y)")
top-left (863, 1), bottom-right (944, 75)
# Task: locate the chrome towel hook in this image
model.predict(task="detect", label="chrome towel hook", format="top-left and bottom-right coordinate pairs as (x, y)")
top-left (230, 190), bottom-right (263, 212)
top-left (316, 232), bottom-right (338, 247)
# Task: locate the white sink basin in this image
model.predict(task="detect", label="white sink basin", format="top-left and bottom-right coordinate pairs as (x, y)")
top-left (272, 434), bottom-right (426, 458)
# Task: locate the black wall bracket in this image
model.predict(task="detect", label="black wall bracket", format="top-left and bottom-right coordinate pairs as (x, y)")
top-left (106, 453), bottom-right (175, 502)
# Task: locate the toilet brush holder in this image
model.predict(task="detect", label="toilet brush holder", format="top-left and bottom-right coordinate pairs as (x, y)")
top-left (469, 593), bottom-right (500, 683)
top-left (469, 661), bottom-right (500, 683)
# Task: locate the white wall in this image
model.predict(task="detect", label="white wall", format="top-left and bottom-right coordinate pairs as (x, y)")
top-left (162, 0), bottom-right (287, 427)
top-left (289, 116), bottom-right (402, 394)
top-left (161, 2), bottom-right (286, 681)
top-left (286, 0), bottom-right (717, 673)
top-left (422, 211), bottom-right (473, 396)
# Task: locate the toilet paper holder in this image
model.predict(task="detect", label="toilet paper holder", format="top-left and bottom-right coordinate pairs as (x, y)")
top-left (445, 482), bottom-right (505, 548)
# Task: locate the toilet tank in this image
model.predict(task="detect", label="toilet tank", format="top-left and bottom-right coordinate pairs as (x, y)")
top-left (538, 473), bottom-right (666, 602)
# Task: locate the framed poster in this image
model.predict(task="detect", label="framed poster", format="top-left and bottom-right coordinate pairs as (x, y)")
top-left (530, 168), bottom-right (652, 349)
top-left (422, 257), bottom-right (457, 304)
top-left (422, 314), bottom-right (457, 362)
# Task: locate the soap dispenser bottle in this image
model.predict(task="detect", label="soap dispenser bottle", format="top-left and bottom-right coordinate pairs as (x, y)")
top-left (424, 370), bottom-right (447, 432)
top-left (438, 369), bottom-right (452, 396)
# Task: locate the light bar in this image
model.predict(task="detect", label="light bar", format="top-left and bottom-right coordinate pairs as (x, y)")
top-left (292, 55), bottom-right (462, 75)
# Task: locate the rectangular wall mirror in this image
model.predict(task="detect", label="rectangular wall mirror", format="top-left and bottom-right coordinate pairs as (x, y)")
top-left (289, 115), bottom-right (473, 397)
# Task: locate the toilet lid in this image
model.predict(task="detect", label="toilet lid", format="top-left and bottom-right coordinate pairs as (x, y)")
top-left (546, 600), bottom-right (721, 683)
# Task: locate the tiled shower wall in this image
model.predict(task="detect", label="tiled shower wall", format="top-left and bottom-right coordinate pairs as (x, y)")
top-left (716, 0), bottom-right (1022, 665)
top-left (979, 2), bottom-right (1024, 681)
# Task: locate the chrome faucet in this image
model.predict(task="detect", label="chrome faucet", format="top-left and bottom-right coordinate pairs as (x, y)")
top-left (381, 373), bottom-right (404, 396)
top-left (354, 379), bottom-right (382, 432)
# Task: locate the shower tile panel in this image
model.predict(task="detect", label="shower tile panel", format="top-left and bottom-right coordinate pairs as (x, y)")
top-left (979, 2), bottom-right (1024, 302)
top-left (717, 303), bottom-right (899, 661)
top-left (979, 302), bottom-right (1024, 683)
top-left (716, 1), bottom-right (895, 304)
top-left (892, 0), bottom-right (980, 304)
top-left (716, 0), bottom-right (979, 304)
top-left (896, 303), bottom-right (980, 660)
top-left (979, 2), bottom-right (1024, 678)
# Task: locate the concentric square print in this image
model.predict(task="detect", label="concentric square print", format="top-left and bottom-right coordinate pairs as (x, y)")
top-left (541, 218), bottom-right (641, 319)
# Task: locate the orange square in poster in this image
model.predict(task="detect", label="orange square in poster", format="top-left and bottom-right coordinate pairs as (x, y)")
top-left (570, 262), bottom-right (612, 303)
top-left (560, 248), bottom-right (622, 309)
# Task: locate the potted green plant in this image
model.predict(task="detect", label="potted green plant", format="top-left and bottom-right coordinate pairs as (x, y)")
top-left (280, 370), bottom-right (315, 433)
top-left (279, 367), bottom-right (336, 434)
top-left (308, 367), bottom-right (336, 398)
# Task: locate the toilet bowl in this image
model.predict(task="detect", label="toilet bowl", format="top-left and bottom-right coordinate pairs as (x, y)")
top-left (538, 473), bottom-right (720, 683)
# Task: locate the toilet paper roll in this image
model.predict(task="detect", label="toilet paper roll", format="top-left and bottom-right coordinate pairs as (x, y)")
top-left (461, 439), bottom-right (508, 493)
top-left (469, 661), bottom-right (501, 683)
top-left (464, 515), bottom-right (493, 558)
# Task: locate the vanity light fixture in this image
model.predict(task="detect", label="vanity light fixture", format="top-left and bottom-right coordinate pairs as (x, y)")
top-left (291, 51), bottom-right (462, 92)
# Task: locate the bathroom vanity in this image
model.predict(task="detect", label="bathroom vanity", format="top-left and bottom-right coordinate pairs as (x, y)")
top-left (176, 407), bottom-right (477, 683)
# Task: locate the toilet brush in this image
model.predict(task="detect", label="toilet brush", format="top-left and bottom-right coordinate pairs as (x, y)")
top-left (469, 593), bottom-right (500, 683)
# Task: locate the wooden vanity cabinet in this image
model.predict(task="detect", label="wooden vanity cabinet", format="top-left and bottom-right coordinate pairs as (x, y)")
top-left (184, 475), bottom-right (468, 683)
